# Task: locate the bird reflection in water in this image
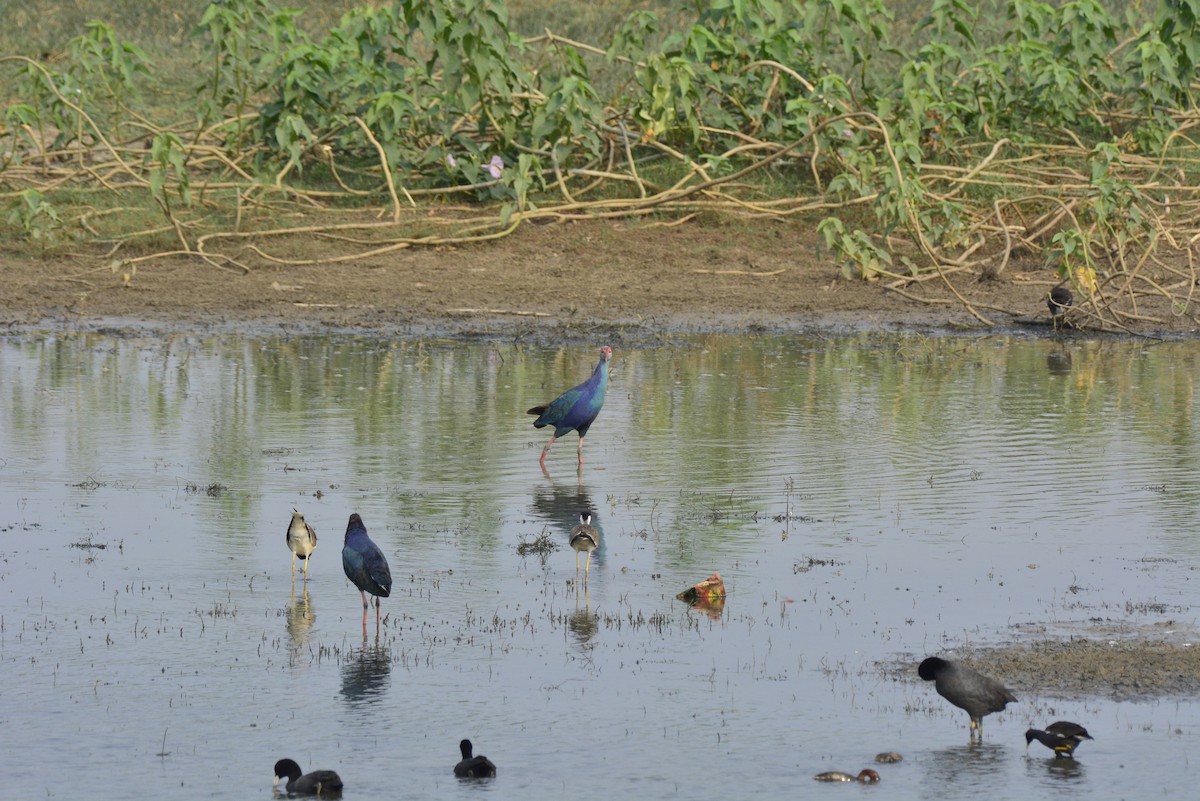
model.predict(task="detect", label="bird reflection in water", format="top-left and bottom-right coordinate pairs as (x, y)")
top-left (1046, 351), bottom-right (1072, 376)
top-left (341, 644), bottom-right (392, 708)
top-left (924, 741), bottom-right (1009, 786)
top-left (1044, 758), bottom-right (1085, 780)
top-left (286, 586), bottom-right (315, 648)
top-left (532, 471), bottom-right (597, 534)
top-left (532, 471), bottom-right (604, 584)
top-left (568, 591), bottom-right (598, 646)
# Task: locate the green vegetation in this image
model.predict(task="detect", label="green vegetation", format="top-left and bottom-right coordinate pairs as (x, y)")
top-left (2, 0), bottom-right (1199, 328)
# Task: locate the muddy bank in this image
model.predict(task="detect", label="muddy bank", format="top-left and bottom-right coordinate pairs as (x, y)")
top-left (896, 635), bottom-right (1200, 701)
top-left (5, 219), bottom-right (1197, 338)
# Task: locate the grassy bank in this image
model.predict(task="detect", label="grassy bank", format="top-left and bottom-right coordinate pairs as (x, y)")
top-left (1, 1), bottom-right (1198, 331)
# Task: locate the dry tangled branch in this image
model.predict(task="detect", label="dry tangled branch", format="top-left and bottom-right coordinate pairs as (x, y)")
top-left (3, 10), bottom-right (1200, 332)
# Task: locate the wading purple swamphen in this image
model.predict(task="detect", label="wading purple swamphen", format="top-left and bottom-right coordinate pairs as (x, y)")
top-left (341, 513), bottom-right (392, 634)
top-left (527, 346), bottom-right (612, 467)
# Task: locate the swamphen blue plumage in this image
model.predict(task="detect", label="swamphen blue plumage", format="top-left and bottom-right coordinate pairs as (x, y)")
top-left (341, 513), bottom-right (392, 634)
top-left (528, 345), bottom-right (612, 467)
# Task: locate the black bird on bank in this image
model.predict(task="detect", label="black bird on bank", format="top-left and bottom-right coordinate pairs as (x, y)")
top-left (1026, 721), bottom-right (1093, 758)
top-left (1048, 286), bottom-right (1073, 326)
top-left (273, 758), bottom-right (343, 796)
top-left (453, 739), bottom-right (497, 778)
top-left (918, 656), bottom-right (1017, 737)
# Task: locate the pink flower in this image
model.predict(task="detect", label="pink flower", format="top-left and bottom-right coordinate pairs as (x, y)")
top-left (445, 153), bottom-right (457, 168)
top-left (486, 155), bottom-right (504, 179)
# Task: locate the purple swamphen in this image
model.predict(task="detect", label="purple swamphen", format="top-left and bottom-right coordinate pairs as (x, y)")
top-left (528, 345), bottom-right (612, 467)
top-left (341, 513), bottom-right (392, 634)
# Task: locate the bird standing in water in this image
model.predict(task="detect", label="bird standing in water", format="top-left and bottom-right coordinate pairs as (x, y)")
top-left (341, 513), bottom-right (392, 635)
top-left (528, 346), bottom-right (612, 467)
top-left (287, 509), bottom-right (317, 580)
top-left (918, 656), bottom-right (1017, 738)
top-left (1025, 721), bottom-right (1093, 758)
top-left (453, 739), bottom-right (497, 778)
top-left (1048, 286), bottom-right (1073, 328)
top-left (569, 513), bottom-right (599, 585)
top-left (273, 758), bottom-right (343, 796)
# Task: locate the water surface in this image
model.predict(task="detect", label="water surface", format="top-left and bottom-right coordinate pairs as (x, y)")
top-left (0, 332), bottom-right (1197, 800)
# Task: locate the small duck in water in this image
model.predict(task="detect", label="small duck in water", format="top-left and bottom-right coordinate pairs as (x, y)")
top-left (453, 739), bottom-right (497, 778)
top-left (273, 758), bottom-right (342, 796)
top-left (814, 769), bottom-right (880, 783)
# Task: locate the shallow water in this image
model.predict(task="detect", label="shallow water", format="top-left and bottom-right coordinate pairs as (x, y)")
top-left (0, 332), bottom-right (1197, 800)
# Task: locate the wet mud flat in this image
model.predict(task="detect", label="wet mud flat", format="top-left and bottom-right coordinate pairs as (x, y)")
top-left (984, 636), bottom-right (1200, 699)
top-left (888, 628), bottom-right (1200, 701)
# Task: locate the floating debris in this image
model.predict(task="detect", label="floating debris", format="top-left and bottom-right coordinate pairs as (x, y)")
top-left (793, 556), bottom-right (843, 574)
top-left (184, 481), bottom-right (228, 497)
top-left (676, 572), bottom-right (725, 618)
top-left (516, 528), bottom-right (559, 563)
top-left (69, 537), bottom-right (107, 550)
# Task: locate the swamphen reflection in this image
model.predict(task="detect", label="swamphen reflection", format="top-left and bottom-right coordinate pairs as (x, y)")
top-left (528, 346), bottom-right (612, 467)
top-left (453, 739), bottom-right (497, 778)
top-left (918, 656), bottom-right (1017, 738)
top-left (1026, 721), bottom-right (1093, 758)
top-left (341, 513), bottom-right (391, 634)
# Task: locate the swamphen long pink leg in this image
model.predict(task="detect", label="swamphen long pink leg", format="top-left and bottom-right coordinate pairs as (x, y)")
top-left (360, 589), bottom-right (369, 637)
top-left (539, 434), bottom-right (557, 465)
top-left (577, 436), bottom-right (585, 466)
